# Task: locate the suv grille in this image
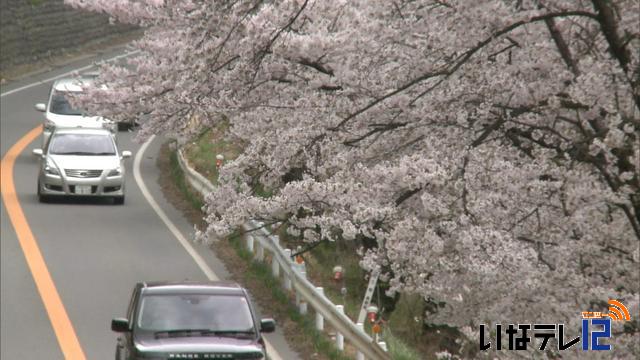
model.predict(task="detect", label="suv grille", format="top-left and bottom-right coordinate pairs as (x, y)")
top-left (168, 354), bottom-right (235, 359)
top-left (65, 169), bottom-right (102, 178)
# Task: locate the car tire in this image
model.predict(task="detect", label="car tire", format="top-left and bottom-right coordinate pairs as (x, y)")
top-left (113, 196), bottom-right (125, 205)
top-left (37, 181), bottom-right (49, 203)
top-left (117, 121), bottom-right (137, 132)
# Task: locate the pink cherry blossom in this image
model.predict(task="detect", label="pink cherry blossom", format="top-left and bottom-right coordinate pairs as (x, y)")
top-left (65, 0), bottom-right (639, 357)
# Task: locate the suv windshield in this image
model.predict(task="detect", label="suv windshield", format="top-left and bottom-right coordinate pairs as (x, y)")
top-left (48, 134), bottom-right (116, 155)
top-left (137, 294), bottom-right (255, 333)
top-left (49, 90), bottom-right (84, 116)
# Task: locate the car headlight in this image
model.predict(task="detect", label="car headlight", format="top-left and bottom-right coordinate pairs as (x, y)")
top-left (107, 167), bottom-right (122, 177)
top-left (102, 121), bottom-right (117, 132)
top-left (44, 119), bottom-right (56, 131)
top-left (133, 346), bottom-right (165, 359)
top-left (44, 158), bottom-right (60, 176)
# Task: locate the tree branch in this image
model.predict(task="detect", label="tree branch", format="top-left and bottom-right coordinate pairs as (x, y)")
top-left (591, 0), bottom-right (631, 72)
top-left (329, 10), bottom-right (599, 131)
top-left (591, 0), bottom-right (640, 110)
top-left (298, 57), bottom-right (335, 76)
top-left (344, 122), bottom-right (409, 146)
top-left (263, 0), bottom-right (309, 56)
top-left (291, 239), bottom-right (327, 258)
top-left (544, 16), bottom-right (579, 76)
top-left (395, 187), bottom-right (423, 206)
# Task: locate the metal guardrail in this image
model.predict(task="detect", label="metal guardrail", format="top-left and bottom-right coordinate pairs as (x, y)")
top-left (176, 149), bottom-right (391, 360)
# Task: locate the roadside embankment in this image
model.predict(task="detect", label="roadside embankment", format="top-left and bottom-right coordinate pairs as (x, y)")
top-left (0, 0), bottom-right (138, 81)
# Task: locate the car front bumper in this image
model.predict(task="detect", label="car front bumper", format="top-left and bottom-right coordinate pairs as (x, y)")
top-left (39, 172), bottom-right (125, 197)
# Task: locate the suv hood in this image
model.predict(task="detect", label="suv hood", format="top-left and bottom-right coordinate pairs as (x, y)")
top-left (135, 335), bottom-right (264, 355)
top-left (49, 154), bottom-right (120, 171)
top-left (46, 112), bottom-right (112, 129)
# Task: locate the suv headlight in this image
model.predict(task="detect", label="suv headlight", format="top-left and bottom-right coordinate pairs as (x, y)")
top-left (44, 158), bottom-right (60, 176)
top-left (107, 167), bottom-right (122, 177)
top-left (133, 346), bottom-right (165, 359)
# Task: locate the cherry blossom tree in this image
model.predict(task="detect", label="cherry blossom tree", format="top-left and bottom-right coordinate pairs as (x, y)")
top-left (66, 0), bottom-right (639, 357)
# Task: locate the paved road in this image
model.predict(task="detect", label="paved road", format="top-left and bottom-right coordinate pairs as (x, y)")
top-left (1, 49), bottom-right (300, 360)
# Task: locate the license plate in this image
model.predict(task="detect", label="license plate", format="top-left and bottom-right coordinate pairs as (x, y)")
top-left (75, 185), bottom-right (92, 194)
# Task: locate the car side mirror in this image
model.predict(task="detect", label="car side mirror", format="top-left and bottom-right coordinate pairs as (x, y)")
top-left (121, 151), bottom-right (132, 159)
top-left (111, 318), bottom-right (129, 333)
top-left (32, 149), bottom-right (44, 158)
top-left (260, 318), bottom-right (276, 333)
top-left (35, 103), bottom-right (46, 112)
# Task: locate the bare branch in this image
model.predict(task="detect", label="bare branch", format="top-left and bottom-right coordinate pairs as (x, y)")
top-left (395, 187), bottom-right (423, 206)
top-left (329, 10), bottom-right (599, 132)
top-left (544, 16), bottom-right (579, 76)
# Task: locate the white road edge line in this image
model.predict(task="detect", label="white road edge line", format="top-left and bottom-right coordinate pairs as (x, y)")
top-left (134, 136), bottom-right (284, 360)
top-left (0, 50), bottom-right (140, 98)
top-left (2, 50), bottom-right (285, 360)
top-left (134, 135), bottom-right (218, 280)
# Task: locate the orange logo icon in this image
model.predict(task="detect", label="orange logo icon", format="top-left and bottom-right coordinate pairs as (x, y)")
top-left (581, 299), bottom-right (631, 321)
top-left (604, 300), bottom-right (631, 321)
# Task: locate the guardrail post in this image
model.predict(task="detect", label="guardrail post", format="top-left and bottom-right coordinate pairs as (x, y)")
top-left (271, 253), bottom-right (280, 278)
top-left (299, 299), bottom-right (308, 315)
top-left (296, 270), bottom-right (307, 306)
top-left (356, 323), bottom-right (365, 360)
top-left (378, 341), bottom-right (388, 352)
top-left (283, 249), bottom-right (292, 291)
top-left (255, 240), bottom-right (264, 262)
top-left (315, 287), bottom-right (324, 331)
top-left (271, 235), bottom-right (279, 277)
top-left (246, 234), bottom-right (254, 253)
top-left (294, 261), bottom-right (305, 274)
top-left (336, 305), bottom-right (345, 351)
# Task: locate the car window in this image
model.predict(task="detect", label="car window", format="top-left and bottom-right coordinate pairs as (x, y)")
top-left (49, 90), bottom-right (84, 116)
top-left (48, 134), bottom-right (116, 155)
top-left (137, 294), bottom-right (254, 332)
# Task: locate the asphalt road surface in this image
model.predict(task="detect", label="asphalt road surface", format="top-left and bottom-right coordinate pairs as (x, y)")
top-left (1, 48), bottom-right (301, 360)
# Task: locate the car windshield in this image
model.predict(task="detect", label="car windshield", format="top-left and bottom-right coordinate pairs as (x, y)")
top-left (137, 294), bottom-right (255, 333)
top-left (48, 134), bottom-right (116, 155)
top-left (49, 90), bottom-right (84, 116)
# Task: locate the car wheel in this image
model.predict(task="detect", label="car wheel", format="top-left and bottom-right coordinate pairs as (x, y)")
top-left (117, 121), bottom-right (136, 132)
top-left (37, 181), bottom-right (49, 203)
top-left (113, 196), bottom-right (125, 205)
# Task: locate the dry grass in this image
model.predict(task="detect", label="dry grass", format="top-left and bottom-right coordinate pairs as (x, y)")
top-left (182, 121), bottom-right (244, 185)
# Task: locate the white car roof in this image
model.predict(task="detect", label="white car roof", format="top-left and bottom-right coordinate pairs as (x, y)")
top-left (52, 77), bottom-right (94, 92)
top-left (52, 127), bottom-right (113, 136)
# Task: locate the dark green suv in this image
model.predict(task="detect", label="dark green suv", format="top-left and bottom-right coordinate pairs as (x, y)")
top-left (111, 281), bottom-right (276, 360)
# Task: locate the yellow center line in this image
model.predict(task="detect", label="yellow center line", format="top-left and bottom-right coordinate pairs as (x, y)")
top-left (1, 125), bottom-right (86, 360)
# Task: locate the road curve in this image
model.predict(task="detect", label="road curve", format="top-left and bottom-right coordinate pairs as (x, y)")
top-left (1, 49), bottom-right (300, 360)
